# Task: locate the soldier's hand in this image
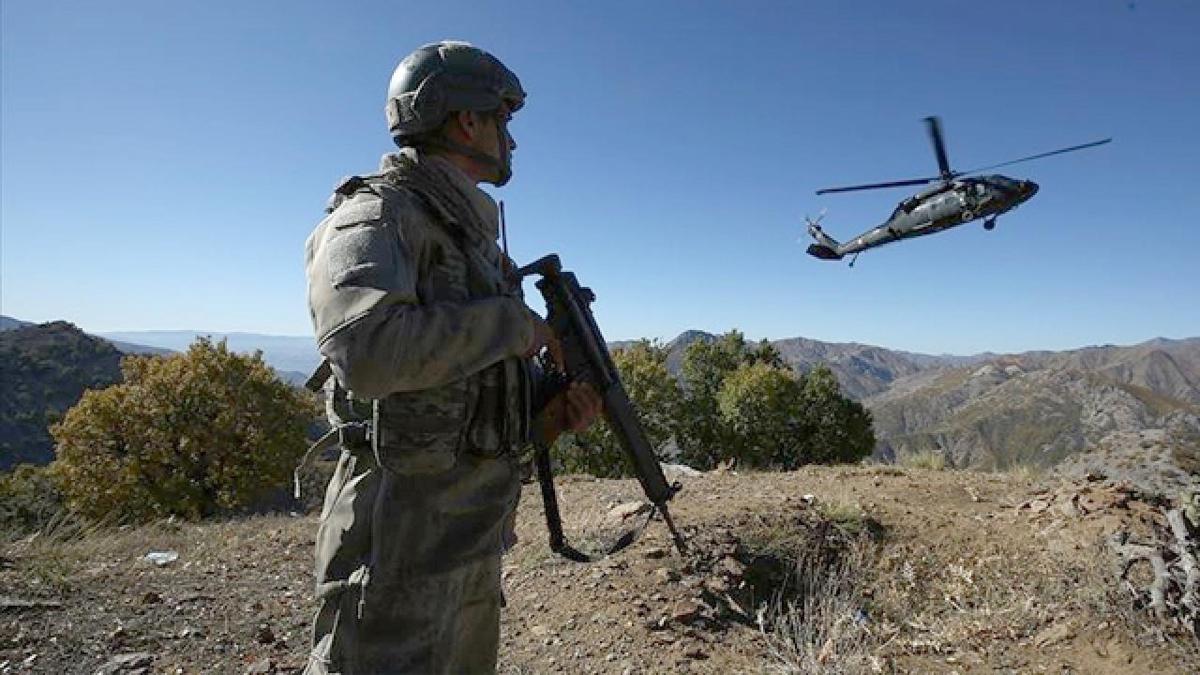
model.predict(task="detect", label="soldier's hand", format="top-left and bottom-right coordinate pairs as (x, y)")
top-left (523, 313), bottom-right (565, 370)
top-left (535, 381), bottom-right (603, 446)
top-left (562, 381), bottom-right (603, 432)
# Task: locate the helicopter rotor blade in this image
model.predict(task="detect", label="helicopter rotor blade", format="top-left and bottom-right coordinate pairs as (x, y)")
top-left (816, 178), bottom-right (937, 195)
top-left (925, 116), bottom-right (953, 180)
top-left (958, 138), bottom-right (1113, 176)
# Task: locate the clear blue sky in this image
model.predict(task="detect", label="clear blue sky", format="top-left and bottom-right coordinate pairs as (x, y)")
top-left (3, 0), bottom-right (1197, 355)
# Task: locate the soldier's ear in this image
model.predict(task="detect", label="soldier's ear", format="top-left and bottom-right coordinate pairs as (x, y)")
top-left (448, 110), bottom-right (484, 143)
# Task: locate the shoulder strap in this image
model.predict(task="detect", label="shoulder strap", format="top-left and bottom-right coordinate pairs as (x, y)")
top-left (369, 177), bottom-right (497, 298)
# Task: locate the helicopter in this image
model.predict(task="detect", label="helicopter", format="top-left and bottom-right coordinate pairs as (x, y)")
top-left (805, 116), bottom-right (1111, 265)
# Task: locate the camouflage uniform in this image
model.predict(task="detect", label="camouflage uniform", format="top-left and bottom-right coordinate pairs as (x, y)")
top-left (303, 146), bottom-right (533, 674)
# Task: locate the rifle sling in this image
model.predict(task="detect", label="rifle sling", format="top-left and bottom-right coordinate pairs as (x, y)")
top-left (533, 443), bottom-right (657, 563)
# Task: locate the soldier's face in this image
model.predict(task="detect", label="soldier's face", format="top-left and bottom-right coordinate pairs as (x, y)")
top-left (479, 104), bottom-right (516, 186)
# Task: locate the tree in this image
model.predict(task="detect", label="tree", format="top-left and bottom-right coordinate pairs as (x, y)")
top-left (717, 363), bottom-right (875, 469)
top-left (554, 340), bottom-right (682, 478)
top-left (716, 361), bottom-right (806, 468)
top-left (796, 365), bottom-right (875, 464)
top-left (50, 338), bottom-right (319, 522)
top-left (675, 331), bottom-right (749, 469)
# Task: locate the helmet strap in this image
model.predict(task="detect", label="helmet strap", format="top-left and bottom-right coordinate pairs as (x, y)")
top-left (407, 114), bottom-right (512, 187)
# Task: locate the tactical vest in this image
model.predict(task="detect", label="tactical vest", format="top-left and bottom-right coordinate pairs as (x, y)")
top-left (299, 168), bottom-right (530, 493)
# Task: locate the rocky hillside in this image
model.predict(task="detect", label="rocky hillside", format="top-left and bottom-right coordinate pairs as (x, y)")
top-left (650, 330), bottom-right (1199, 486)
top-left (865, 342), bottom-right (1200, 488)
top-left (653, 330), bottom-right (969, 399)
top-left (0, 322), bottom-right (124, 471)
top-left (3, 467), bottom-right (1196, 673)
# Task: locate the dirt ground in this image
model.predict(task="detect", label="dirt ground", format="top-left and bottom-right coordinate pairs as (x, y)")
top-left (2, 465), bottom-right (1196, 674)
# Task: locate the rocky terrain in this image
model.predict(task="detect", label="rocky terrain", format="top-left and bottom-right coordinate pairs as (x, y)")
top-left (863, 343), bottom-right (1200, 490)
top-left (2, 465), bottom-right (1197, 674)
top-left (647, 331), bottom-right (1200, 488)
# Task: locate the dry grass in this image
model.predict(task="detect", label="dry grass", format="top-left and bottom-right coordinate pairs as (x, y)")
top-left (762, 534), bottom-right (881, 674)
top-left (900, 450), bottom-right (947, 471)
top-left (999, 460), bottom-right (1046, 484)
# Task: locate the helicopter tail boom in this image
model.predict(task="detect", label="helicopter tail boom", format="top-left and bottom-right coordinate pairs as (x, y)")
top-left (805, 215), bottom-right (844, 260)
top-left (806, 243), bottom-right (843, 260)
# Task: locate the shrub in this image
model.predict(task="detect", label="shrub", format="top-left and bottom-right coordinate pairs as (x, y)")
top-left (555, 330), bottom-right (876, 476)
top-left (717, 361), bottom-right (806, 468)
top-left (901, 449), bottom-right (949, 471)
top-left (555, 340), bottom-right (682, 477)
top-left (0, 463), bottom-right (65, 535)
top-left (674, 331), bottom-right (754, 469)
top-left (50, 338), bottom-right (319, 522)
top-left (717, 363), bottom-right (875, 470)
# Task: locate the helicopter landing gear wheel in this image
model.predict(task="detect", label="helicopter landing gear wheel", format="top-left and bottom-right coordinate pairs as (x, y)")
top-left (984, 218), bottom-right (996, 231)
top-left (961, 210), bottom-right (975, 223)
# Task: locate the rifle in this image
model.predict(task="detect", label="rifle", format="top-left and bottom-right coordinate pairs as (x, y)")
top-left (517, 254), bottom-right (687, 562)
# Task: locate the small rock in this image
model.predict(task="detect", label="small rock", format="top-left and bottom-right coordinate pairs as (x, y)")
top-left (245, 658), bottom-right (272, 674)
top-left (1034, 622), bottom-right (1075, 648)
top-left (670, 601), bottom-right (702, 624)
top-left (704, 577), bottom-right (729, 594)
top-left (609, 501), bottom-right (651, 521)
top-left (1024, 499), bottom-right (1051, 514)
top-left (643, 547), bottom-right (667, 560)
top-left (684, 647), bottom-right (708, 660)
top-left (1059, 495), bottom-right (1082, 518)
top-left (255, 624), bottom-right (275, 644)
top-left (141, 591), bottom-right (162, 605)
top-left (530, 625), bottom-right (551, 638)
top-left (95, 652), bottom-right (153, 674)
top-left (653, 567), bottom-right (679, 584)
top-left (720, 556), bottom-right (746, 578)
top-left (177, 593), bottom-right (214, 605)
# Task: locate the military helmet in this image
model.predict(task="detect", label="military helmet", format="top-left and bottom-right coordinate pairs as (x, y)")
top-left (386, 41), bottom-right (526, 144)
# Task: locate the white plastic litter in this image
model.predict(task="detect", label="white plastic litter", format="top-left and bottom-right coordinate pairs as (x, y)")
top-left (143, 550), bottom-right (179, 567)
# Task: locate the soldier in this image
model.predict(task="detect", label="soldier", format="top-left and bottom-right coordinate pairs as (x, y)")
top-left (302, 41), bottom-right (602, 674)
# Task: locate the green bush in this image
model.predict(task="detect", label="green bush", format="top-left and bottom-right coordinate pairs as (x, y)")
top-left (553, 330), bottom-right (875, 476)
top-left (716, 362), bottom-right (875, 470)
top-left (717, 361), bottom-right (807, 467)
top-left (555, 340), bottom-right (682, 477)
top-left (0, 463), bottom-right (65, 535)
top-left (674, 331), bottom-right (758, 469)
top-left (50, 338), bottom-right (319, 522)
top-left (795, 365), bottom-right (875, 465)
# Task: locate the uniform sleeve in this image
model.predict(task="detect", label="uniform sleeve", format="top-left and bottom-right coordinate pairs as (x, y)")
top-left (306, 192), bottom-right (534, 399)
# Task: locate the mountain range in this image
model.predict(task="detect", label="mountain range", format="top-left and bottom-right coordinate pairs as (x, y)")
top-left (2, 315), bottom-right (1197, 490)
top-left (646, 331), bottom-right (1200, 490)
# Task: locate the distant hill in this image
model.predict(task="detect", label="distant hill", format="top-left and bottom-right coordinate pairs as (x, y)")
top-left (97, 330), bottom-right (320, 376)
top-left (863, 340), bottom-right (1200, 484)
top-left (2, 315), bottom-right (171, 356)
top-left (648, 329), bottom-right (976, 398)
top-left (643, 329), bottom-right (1199, 487)
top-left (0, 322), bottom-right (124, 470)
top-left (0, 316), bottom-right (33, 331)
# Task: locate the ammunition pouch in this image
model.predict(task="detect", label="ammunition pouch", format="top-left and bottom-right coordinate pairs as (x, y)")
top-left (371, 376), bottom-right (477, 475)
